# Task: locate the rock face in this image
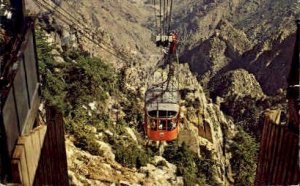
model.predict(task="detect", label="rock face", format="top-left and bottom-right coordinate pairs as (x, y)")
top-left (28, 0), bottom-right (297, 95)
top-left (62, 61), bottom-right (237, 185)
top-left (140, 156), bottom-right (183, 186)
top-left (66, 138), bottom-right (183, 186)
top-left (176, 0), bottom-right (298, 95)
top-left (174, 64), bottom-right (237, 185)
top-left (26, 0), bottom-right (160, 72)
top-left (209, 69), bottom-right (265, 99)
top-left (172, 0), bottom-right (297, 44)
top-left (241, 33), bottom-right (295, 95)
top-left (180, 19), bottom-right (254, 87)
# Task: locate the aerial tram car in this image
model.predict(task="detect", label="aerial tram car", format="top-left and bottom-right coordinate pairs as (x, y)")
top-left (144, 82), bottom-right (181, 141)
top-left (144, 0), bottom-right (181, 141)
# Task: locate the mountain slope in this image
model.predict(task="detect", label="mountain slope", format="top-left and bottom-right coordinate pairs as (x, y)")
top-left (26, 0), bottom-right (297, 185)
top-left (176, 0), bottom-right (298, 95)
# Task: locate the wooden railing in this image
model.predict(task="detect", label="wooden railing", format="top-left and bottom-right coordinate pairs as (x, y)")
top-left (255, 110), bottom-right (299, 185)
top-left (11, 124), bottom-right (47, 185)
top-left (10, 107), bottom-right (69, 186)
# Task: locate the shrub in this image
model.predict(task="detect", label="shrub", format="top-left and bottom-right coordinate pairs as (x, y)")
top-left (156, 160), bottom-right (168, 167)
top-left (74, 129), bottom-right (103, 156)
top-left (36, 27), bottom-right (150, 166)
top-left (36, 28), bottom-right (118, 114)
top-left (230, 127), bottom-right (258, 186)
top-left (65, 117), bottom-right (103, 156)
top-left (36, 29), bottom-right (68, 110)
top-left (114, 142), bottom-right (151, 168)
top-left (121, 90), bottom-right (144, 128)
top-left (163, 143), bottom-right (216, 186)
top-left (220, 94), bottom-right (286, 139)
top-left (76, 55), bottom-right (117, 95)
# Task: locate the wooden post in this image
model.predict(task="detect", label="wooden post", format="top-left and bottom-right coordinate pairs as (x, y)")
top-left (33, 107), bottom-right (69, 186)
top-left (9, 0), bottom-right (26, 34)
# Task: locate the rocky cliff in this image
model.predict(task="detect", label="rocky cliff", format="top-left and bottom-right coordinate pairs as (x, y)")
top-left (177, 0), bottom-right (298, 95)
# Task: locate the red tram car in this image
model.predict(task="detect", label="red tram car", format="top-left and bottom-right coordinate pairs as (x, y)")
top-left (144, 86), bottom-right (181, 141)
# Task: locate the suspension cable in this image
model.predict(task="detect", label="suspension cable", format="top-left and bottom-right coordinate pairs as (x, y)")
top-left (159, 0), bottom-right (162, 36)
top-left (151, 0), bottom-right (177, 86)
top-left (39, 0), bottom-right (102, 44)
top-left (33, 0), bottom-right (132, 64)
top-left (166, 0), bottom-right (169, 34)
top-left (163, 0), bottom-right (166, 35)
top-left (168, 0), bottom-right (173, 33)
top-left (153, 0), bottom-right (158, 34)
top-left (155, 0), bottom-right (173, 36)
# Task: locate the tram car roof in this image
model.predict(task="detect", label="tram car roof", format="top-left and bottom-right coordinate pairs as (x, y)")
top-left (145, 85), bottom-right (180, 112)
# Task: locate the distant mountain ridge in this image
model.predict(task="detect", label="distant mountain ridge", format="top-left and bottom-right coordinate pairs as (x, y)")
top-left (173, 0), bottom-right (298, 95)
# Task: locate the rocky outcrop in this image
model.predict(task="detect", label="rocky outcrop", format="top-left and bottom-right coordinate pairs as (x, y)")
top-left (140, 156), bottom-right (183, 186)
top-left (27, 0), bottom-right (159, 69)
top-left (177, 0), bottom-right (297, 95)
top-left (215, 19), bottom-right (252, 58)
top-left (241, 33), bottom-right (295, 95)
top-left (209, 69), bottom-right (265, 99)
top-left (181, 19), bottom-right (253, 86)
top-left (174, 64), bottom-right (237, 185)
top-left (183, 20), bottom-right (295, 95)
top-left (63, 62), bottom-right (239, 186)
top-left (66, 137), bottom-right (183, 186)
top-left (183, 36), bottom-right (229, 82)
top-left (173, 0), bottom-right (297, 45)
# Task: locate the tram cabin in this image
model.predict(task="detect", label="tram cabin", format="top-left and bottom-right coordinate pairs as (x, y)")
top-left (144, 87), bottom-right (180, 141)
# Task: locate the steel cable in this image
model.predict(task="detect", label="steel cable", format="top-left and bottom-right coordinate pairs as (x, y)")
top-left (33, 0), bottom-right (132, 64)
